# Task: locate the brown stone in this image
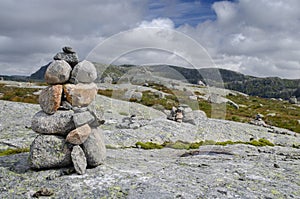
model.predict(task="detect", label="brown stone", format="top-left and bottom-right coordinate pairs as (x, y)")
top-left (39, 85), bottom-right (63, 114)
top-left (66, 124), bottom-right (91, 145)
top-left (63, 83), bottom-right (97, 107)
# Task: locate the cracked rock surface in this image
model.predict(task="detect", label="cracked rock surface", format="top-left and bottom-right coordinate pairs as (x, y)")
top-left (0, 99), bottom-right (299, 198)
top-left (0, 145), bottom-right (299, 198)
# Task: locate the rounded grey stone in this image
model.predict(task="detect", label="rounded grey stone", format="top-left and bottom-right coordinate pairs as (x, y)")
top-left (31, 110), bottom-right (75, 136)
top-left (44, 60), bottom-right (72, 84)
top-left (70, 60), bottom-right (97, 84)
top-left (82, 127), bottom-right (106, 167)
top-left (71, 145), bottom-right (87, 175)
top-left (29, 135), bottom-right (72, 169)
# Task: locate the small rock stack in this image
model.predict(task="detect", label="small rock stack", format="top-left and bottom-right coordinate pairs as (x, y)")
top-left (29, 47), bottom-right (106, 175)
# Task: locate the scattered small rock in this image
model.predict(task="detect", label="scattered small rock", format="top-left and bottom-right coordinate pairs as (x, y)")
top-left (32, 188), bottom-right (54, 198)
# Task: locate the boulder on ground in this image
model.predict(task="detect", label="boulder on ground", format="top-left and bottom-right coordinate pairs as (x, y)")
top-left (289, 96), bottom-right (297, 104)
top-left (82, 127), bottom-right (106, 167)
top-left (31, 110), bottom-right (75, 136)
top-left (71, 145), bottom-right (87, 175)
top-left (102, 75), bottom-right (113, 84)
top-left (124, 90), bottom-right (143, 102)
top-left (183, 110), bottom-right (207, 125)
top-left (70, 60), bottom-right (97, 84)
top-left (39, 85), bottom-right (63, 114)
top-left (29, 135), bottom-right (72, 169)
top-left (64, 83), bottom-right (98, 107)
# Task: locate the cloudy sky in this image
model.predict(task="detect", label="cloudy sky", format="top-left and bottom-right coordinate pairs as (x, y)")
top-left (0, 0), bottom-right (300, 79)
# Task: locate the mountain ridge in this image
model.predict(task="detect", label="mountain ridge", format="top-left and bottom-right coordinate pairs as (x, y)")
top-left (1, 63), bottom-right (299, 99)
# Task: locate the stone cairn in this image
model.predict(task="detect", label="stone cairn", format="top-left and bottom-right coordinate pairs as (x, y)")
top-left (29, 47), bottom-right (106, 175)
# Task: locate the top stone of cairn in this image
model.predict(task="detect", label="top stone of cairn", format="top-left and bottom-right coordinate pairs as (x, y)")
top-left (62, 46), bottom-right (76, 54)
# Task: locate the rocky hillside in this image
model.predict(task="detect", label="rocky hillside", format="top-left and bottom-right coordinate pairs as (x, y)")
top-left (0, 96), bottom-right (299, 198)
top-left (28, 63), bottom-right (300, 99)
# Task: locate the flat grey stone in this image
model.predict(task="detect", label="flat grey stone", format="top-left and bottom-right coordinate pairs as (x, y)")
top-left (31, 110), bottom-right (75, 136)
top-left (70, 60), bottom-right (97, 84)
top-left (44, 60), bottom-right (72, 84)
top-left (82, 127), bottom-right (106, 167)
top-left (73, 111), bottom-right (95, 127)
top-left (62, 46), bottom-right (75, 54)
top-left (71, 145), bottom-right (87, 175)
top-left (29, 135), bottom-right (72, 169)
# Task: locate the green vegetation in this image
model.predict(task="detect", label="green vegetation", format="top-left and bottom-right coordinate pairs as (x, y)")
top-left (292, 143), bottom-right (300, 149)
top-left (1, 78), bottom-right (300, 133)
top-left (135, 139), bottom-right (275, 150)
top-left (96, 84), bottom-right (300, 132)
top-left (0, 83), bottom-right (39, 104)
top-left (135, 141), bottom-right (164, 149)
top-left (97, 89), bottom-right (113, 97)
top-left (0, 148), bottom-right (30, 156)
top-left (226, 94), bottom-right (300, 133)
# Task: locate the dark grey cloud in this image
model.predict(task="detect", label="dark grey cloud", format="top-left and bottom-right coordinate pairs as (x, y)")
top-left (0, 0), bottom-right (299, 79)
top-left (0, 0), bottom-right (145, 75)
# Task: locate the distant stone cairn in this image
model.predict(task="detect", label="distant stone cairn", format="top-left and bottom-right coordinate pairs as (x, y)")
top-left (29, 47), bottom-right (106, 175)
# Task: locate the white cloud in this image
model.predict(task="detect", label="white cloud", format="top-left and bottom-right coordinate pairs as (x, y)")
top-left (138, 18), bottom-right (175, 29)
top-left (178, 0), bottom-right (300, 78)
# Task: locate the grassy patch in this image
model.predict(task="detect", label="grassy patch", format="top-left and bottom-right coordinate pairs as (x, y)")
top-left (97, 89), bottom-right (113, 97)
top-left (0, 83), bottom-right (40, 104)
top-left (226, 94), bottom-right (300, 133)
top-left (135, 141), bottom-right (164, 149)
top-left (0, 148), bottom-right (30, 156)
top-left (135, 139), bottom-right (275, 150)
top-left (292, 143), bottom-right (300, 149)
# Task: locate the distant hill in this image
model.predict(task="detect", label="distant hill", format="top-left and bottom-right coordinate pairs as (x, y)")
top-left (27, 63), bottom-right (300, 99)
top-left (0, 75), bottom-right (29, 82)
top-left (29, 62), bottom-right (51, 81)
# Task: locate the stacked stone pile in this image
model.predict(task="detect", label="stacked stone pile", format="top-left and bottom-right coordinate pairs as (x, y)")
top-left (167, 104), bottom-right (206, 125)
top-left (29, 47), bottom-right (106, 175)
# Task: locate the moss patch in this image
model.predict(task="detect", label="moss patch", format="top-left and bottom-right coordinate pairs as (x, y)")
top-left (292, 143), bottom-right (300, 149)
top-left (0, 148), bottom-right (30, 156)
top-left (135, 139), bottom-right (275, 150)
top-left (135, 142), bottom-right (163, 149)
